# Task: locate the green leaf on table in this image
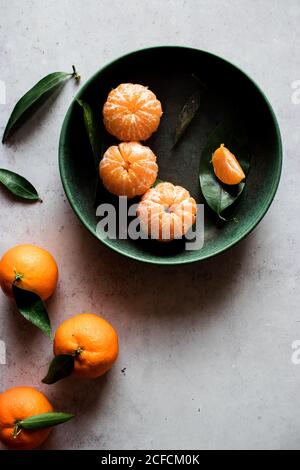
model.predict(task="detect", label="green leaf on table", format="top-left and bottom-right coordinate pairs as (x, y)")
top-left (2, 69), bottom-right (77, 142)
top-left (12, 284), bottom-right (51, 337)
top-left (0, 168), bottom-right (40, 201)
top-left (199, 115), bottom-right (251, 220)
top-left (18, 412), bottom-right (75, 430)
top-left (42, 354), bottom-right (75, 384)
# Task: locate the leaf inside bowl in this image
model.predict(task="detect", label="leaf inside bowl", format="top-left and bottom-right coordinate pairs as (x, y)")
top-left (199, 115), bottom-right (251, 220)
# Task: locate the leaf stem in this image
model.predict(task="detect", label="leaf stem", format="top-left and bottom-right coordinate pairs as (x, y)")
top-left (72, 65), bottom-right (81, 82)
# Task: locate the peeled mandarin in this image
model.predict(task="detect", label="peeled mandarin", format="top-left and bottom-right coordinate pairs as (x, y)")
top-left (103, 83), bottom-right (163, 141)
top-left (137, 182), bottom-right (197, 242)
top-left (212, 144), bottom-right (245, 185)
top-left (99, 142), bottom-right (158, 198)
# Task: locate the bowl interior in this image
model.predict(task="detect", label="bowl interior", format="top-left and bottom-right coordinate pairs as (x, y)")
top-left (59, 47), bottom-right (282, 264)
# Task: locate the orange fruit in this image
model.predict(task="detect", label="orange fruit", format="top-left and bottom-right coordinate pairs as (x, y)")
top-left (103, 83), bottom-right (163, 141)
top-left (137, 182), bottom-right (197, 241)
top-left (54, 313), bottom-right (119, 378)
top-left (212, 144), bottom-right (245, 185)
top-left (0, 386), bottom-right (53, 450)
top-left (99, 141), bottom-right (158, 198)
top-left (0, 244), bottom-right (58, 300)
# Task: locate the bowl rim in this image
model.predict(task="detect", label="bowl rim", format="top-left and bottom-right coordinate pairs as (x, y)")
top-left (59, 45), bottom-right (283, 265)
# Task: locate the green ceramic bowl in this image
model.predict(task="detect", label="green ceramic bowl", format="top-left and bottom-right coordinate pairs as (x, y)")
top-left (59, 46), bottom-right (282, 265)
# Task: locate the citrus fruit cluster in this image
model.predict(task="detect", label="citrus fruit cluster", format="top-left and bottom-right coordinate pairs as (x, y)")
top-left (0, 84), bottom-right (246, 452)
top-left (100, 83), bottom-right (197, 241)
top-left (0, 244), bottom-right (118, 449)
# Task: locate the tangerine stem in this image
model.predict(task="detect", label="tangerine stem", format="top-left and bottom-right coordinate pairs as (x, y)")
top-left (74, 347), bottom-right (83, 356)
top-left (12, 422), bottom-right (22, 439)
top-left (13, 269), bottom-right (23, 283)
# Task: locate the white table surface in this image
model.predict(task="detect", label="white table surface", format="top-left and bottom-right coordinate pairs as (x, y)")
top-left (0, 0), bottom-right (299, 450)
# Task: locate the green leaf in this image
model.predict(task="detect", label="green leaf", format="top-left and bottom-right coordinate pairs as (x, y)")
top-left (0, 168), bottom-right (40, 201)
top-left (2, 71), bottom-right (73, 142)
top-left (12, 284), bottom-right (51, 337)
top-left (76, 99), bottom-right (104, 168)
top-left (152, 178), bottom-right (164, 188)
top-left (18, 412), bottom-right (75, 430)
top-left (42, 354), bottom-right (75, 384)
top-left (199, 116), bottom-right (251, 220)
top-left (77, 98), bottom-right (106, 206)
top-left (174, 80), bottom-right (207, 146)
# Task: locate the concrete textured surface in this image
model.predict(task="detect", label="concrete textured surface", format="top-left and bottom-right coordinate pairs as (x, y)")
top-left (0, 0), bottom-right (299, 450)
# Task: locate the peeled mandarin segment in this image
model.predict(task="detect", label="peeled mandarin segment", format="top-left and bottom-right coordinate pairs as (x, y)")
top-left (137, 182), bottom-right (197, 242)
top-left (212, 144), bottom-right (246, 185)
top-left (99, 142), bottom-right (158, 198)
top-left (103, 83), bottom-right (163, 141)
